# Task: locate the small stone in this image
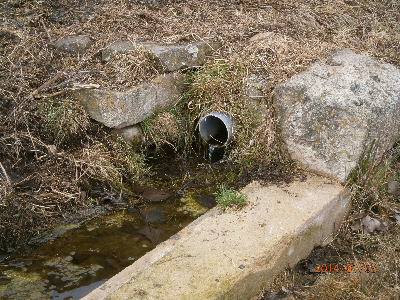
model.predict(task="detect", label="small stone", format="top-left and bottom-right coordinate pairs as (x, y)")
top-left (144, 208), bottom-right (166, 224)
top-left (196, 194), bottom-right (217, 209)
top-left (127, 206), bottom-right (141, 216)
top-left (249, 31), bottom-right (275, 43)
top-left (112, 125), bottom-right (144, 149)
top-left (142, 188), bottom-right (172, 202)
top-left (102, 40), bottom-right (134, 62)
top-left (106, 258), bottom-right (122, 269)
top-left (138, 226), bottom-right (164, 243)
top-left (145, 41), bottom-right (222, 72)
top-left (101, 40), bottom-right (222, 70)
top-left (144, 0), bottom-right (164, 7)
top-left (50, 35), bottom-right (93, 56)
top-left (388, 181), bottom-right (400, 195)
top-left (130, 185), bottom-right (147, 194)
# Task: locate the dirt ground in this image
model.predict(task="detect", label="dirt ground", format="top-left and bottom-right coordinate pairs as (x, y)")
top-left (1, 0), bottom-right (400, 299)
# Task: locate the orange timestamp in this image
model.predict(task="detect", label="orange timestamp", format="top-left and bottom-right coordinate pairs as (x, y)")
top-left (315, 263), bottom-right (377, 273)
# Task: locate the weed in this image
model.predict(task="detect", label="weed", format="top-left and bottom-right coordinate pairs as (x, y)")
top-left (140, 110), bottom-right (184, 153)
top-left (214, 184), bottom-right (247, 211)
top-left (76, 136), bottom-right (151, 189)
top-left (346, 140), bottom-right (400, 212)
top-left (153, 59), bottom-right (280, 168)
top-left (110, 137), bottom-right (152, 183)
top-left (39, 99), bottom-right (90, 146)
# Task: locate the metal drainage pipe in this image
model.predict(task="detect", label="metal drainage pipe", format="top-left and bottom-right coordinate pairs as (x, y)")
top-left (199, 112), bottom-right (232, 147)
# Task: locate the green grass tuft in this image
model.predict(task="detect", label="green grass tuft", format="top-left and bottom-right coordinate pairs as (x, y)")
top-left (214, 184), bottom-right (247, 211)
top-left (39, 99), bottom-right (90, 146)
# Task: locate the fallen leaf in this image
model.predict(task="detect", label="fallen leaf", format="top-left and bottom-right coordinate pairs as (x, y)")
top-left (138, 226), bottom-right (164, 243)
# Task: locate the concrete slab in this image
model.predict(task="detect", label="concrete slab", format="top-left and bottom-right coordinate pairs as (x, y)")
top-left (83, 174), bottom-right (351, 300)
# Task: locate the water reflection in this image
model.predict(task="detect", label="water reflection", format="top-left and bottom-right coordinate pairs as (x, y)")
top-left (0, 196), bottom-right (200, 299)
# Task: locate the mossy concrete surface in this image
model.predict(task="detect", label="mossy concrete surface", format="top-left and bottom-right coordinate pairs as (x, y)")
top-left (83, 174), bottom-right (351, 300)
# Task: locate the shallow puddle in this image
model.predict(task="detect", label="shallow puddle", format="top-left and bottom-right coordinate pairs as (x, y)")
top-left (0, 155), bottom-right (242, 299)
top-left (0, 195), bottom-right (203, 299)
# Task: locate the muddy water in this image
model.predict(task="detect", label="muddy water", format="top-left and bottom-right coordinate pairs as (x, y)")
top-left (0, 193), bottom-right (207, 299)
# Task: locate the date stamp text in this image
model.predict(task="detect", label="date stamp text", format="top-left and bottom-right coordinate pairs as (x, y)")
top-left (315, 263), bottom-right (376, 273)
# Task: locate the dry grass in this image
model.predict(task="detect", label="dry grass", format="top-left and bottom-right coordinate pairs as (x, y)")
top-left (74, 137), bottom-right (151, 186)
top-left (140, 111), bottom-right (183, 152)
top-left (260, 225), bottom-right (400, 300)
top-left (38, 98), bottom-right (91, 146)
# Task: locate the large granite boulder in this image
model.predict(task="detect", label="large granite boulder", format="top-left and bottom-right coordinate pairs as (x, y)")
top-left (73, 73), bottom-right (185, 128)
top-left (102, 41), bottom-right (222, 71)
top-left (274, 49), bottom-right (400, 183)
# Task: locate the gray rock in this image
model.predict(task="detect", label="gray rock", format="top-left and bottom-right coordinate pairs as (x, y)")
top-left (101, 41), bottom-right (222, 70)
top-left (142, 188), bottom-right (172, 202)
top-left (388, 181), bottom-right (400, 195)
top-left (112, 125), bottom-right (144, 149)
top-left (144, 208), bottom-right (166, 224)
top-left (274, 49), bottom-right (400, 183)
top-left (73, 73), bottom-right (185, 128)
top-left (145, 41), bottom-right (222, 72)
top-left (102, 40), bottom-right (134, 62)
top-left (50, 35), bottom-right (93, 56)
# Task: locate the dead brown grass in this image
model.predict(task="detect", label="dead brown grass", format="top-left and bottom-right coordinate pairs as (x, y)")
top-left (259, 225), bottom-right (400, 300)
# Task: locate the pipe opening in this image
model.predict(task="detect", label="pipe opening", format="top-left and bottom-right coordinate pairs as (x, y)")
top-left (199, 112), bottom-right (232, 147)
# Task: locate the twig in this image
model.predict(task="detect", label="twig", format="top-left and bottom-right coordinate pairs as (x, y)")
top-left (33, 72), bottom-right (66, 96)
top-left (0, 161), bottom-right (11, 186)
top-left (50, 187), bottom-right (79, 200)
top-left (35, 84), bottom-right (100, 98)
top-left (177, 166), bottom-right (210, 194)
top-left (1, 72), bottom-right (65, 125)
top-left (41, 18), bottom-right (52, 41)
top-left (25, 121), bottom-right (39, 161)
top-left (30, 203), bottom-right (52, 210)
